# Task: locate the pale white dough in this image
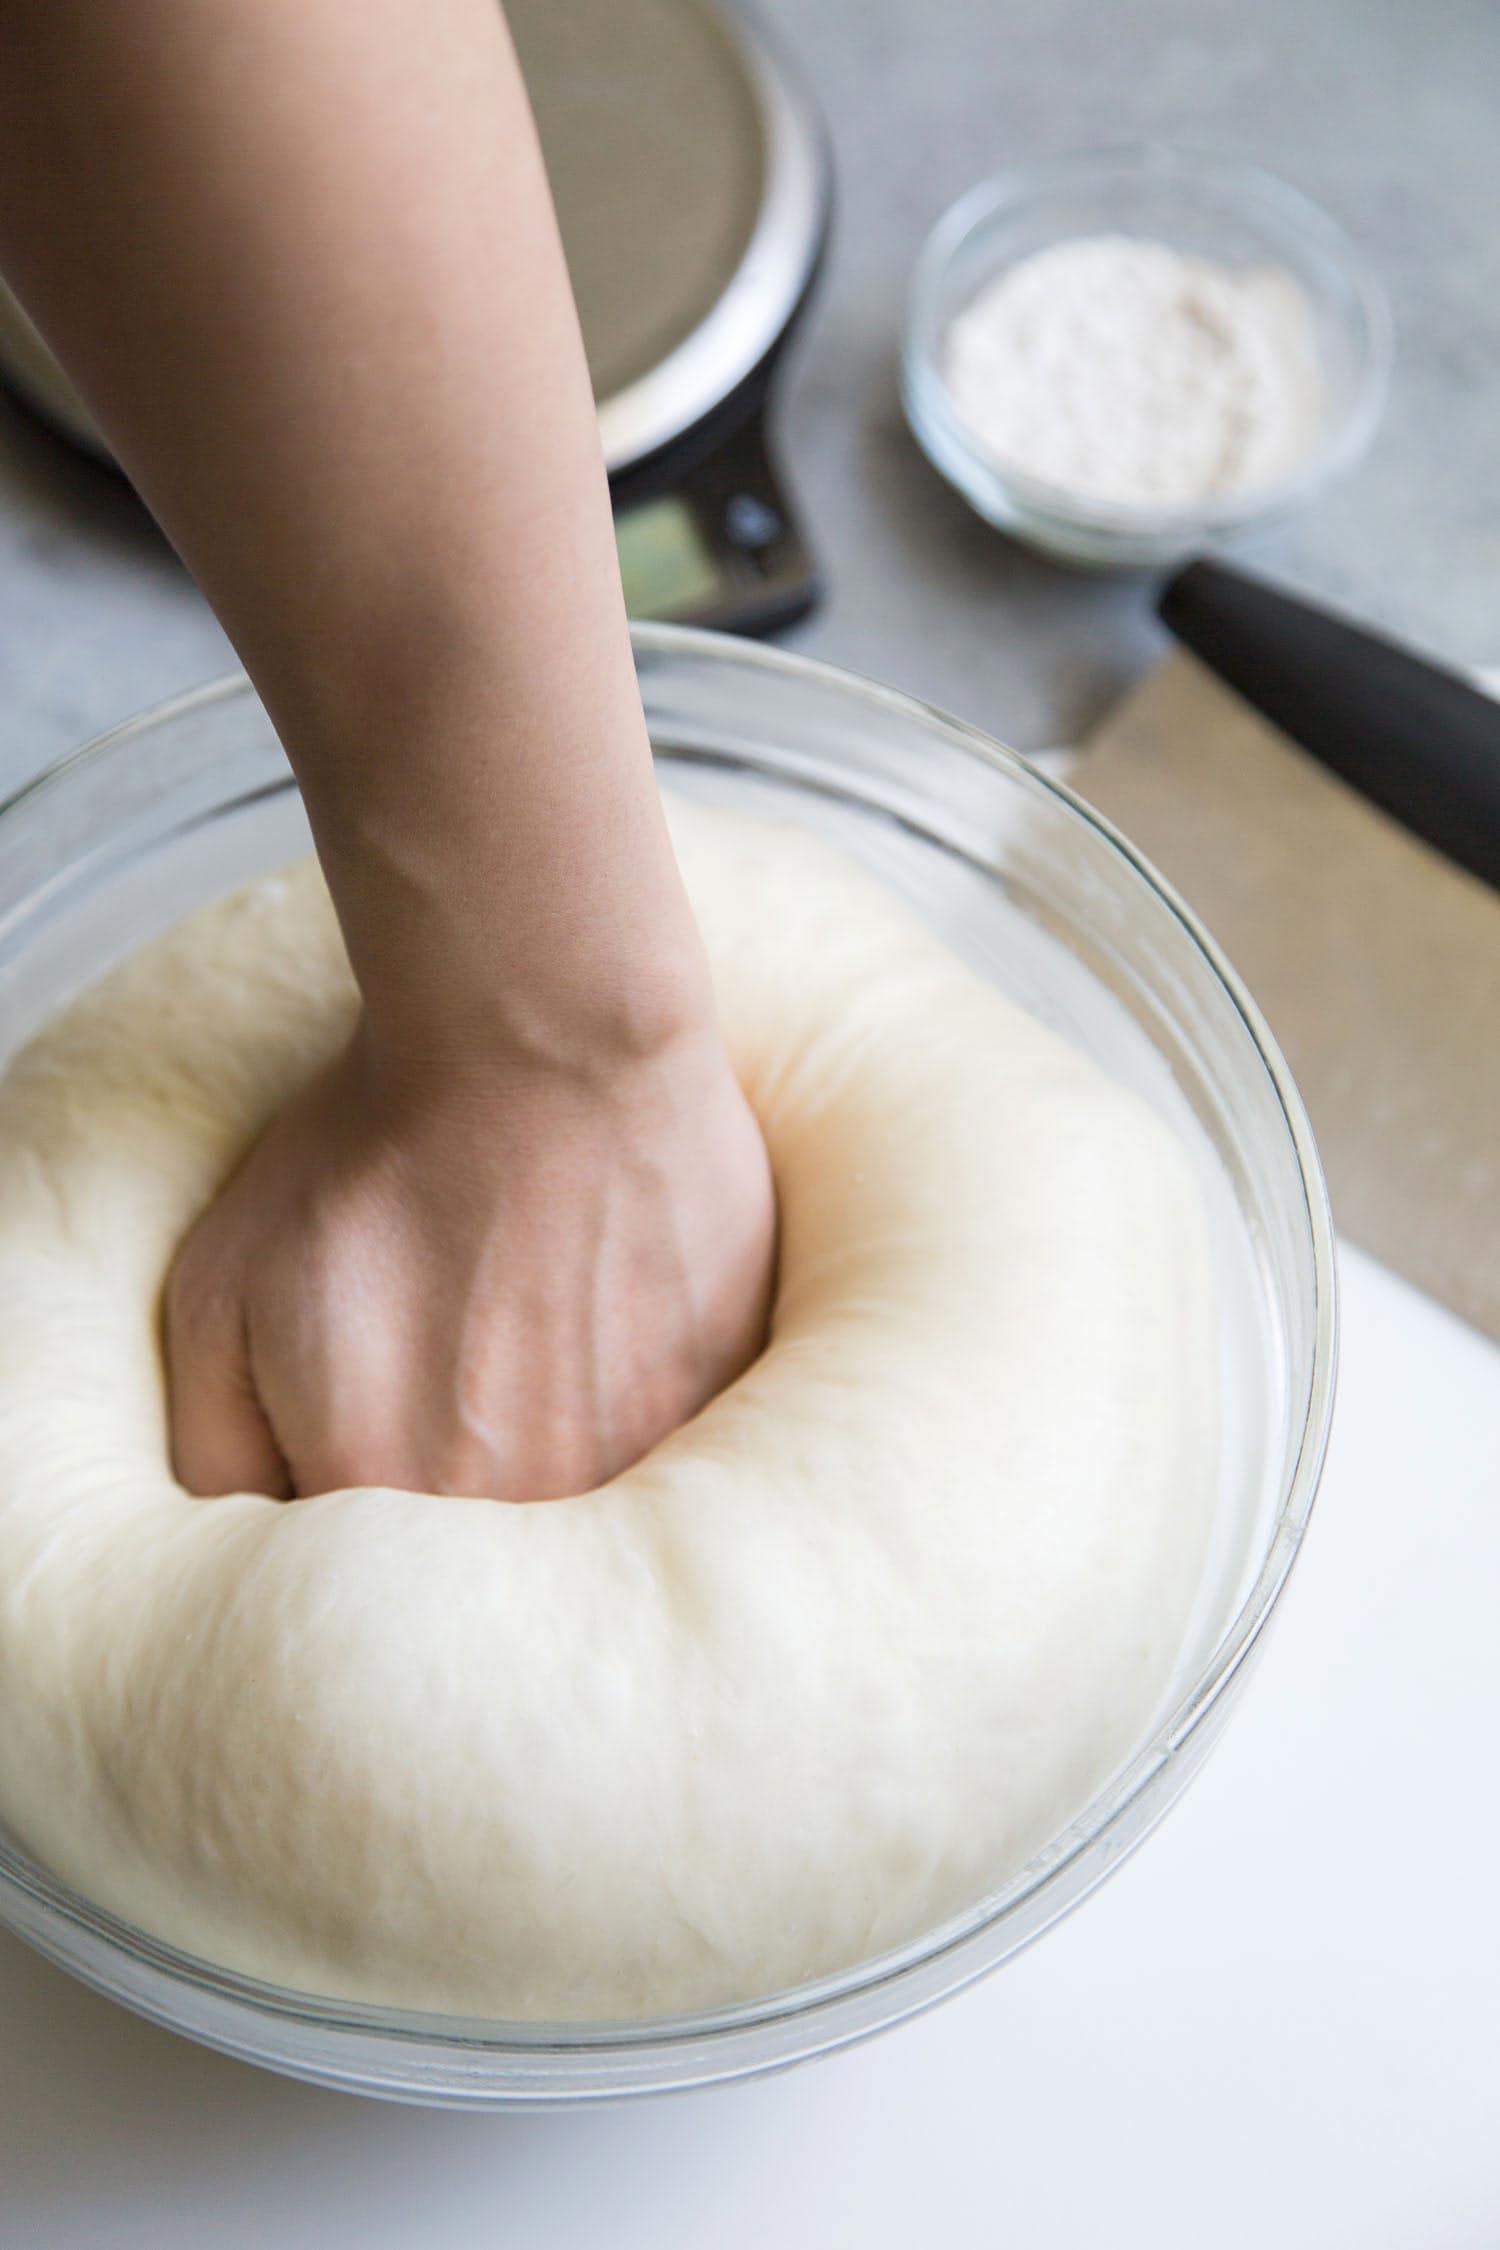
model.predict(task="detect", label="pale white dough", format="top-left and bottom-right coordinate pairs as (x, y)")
top-left (0, 799), bottom-right (1216, 2020)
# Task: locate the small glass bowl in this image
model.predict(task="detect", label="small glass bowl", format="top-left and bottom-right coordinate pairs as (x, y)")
top-left (902, 144), bottom-right (1392, 570)
top-left (0, 628), bottom-right (1336, 2104)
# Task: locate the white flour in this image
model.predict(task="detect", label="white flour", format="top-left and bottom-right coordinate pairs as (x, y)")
top-left (943, 234), bottom-right (1324, 511)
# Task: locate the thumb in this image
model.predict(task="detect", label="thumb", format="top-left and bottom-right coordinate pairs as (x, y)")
top-left (165, 1255), bottom-right (292, 1500)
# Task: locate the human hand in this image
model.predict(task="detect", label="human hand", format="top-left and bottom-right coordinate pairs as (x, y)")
top-left (165, 1018), bottom-right (776, 1502)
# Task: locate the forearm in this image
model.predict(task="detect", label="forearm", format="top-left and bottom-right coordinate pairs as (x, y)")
top-left (0, 0), bottom-right (702, 1066)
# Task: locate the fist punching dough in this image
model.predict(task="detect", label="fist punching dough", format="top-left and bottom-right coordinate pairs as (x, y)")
top-left (0, 799), bottom-right (1215, 2020)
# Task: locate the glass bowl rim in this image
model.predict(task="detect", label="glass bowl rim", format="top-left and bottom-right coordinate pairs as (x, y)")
top-left (901, 140), bottom-right (1394, 541)
top-left (0, 624), bottom-right (1338, 2089)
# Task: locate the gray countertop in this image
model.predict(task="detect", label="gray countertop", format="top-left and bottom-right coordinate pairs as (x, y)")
top-left (2, 0), bottom-right (1496, 793)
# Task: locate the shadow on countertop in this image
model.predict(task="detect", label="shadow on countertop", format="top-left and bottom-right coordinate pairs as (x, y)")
top-left (0, 381), bottom-right (184, 579)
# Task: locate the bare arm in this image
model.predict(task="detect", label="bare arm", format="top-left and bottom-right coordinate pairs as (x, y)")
top-left (0, 0), bottom-right (776, 1500)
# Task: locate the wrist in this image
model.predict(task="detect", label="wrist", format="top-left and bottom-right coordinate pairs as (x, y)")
top-left (294, 711), bottom-right (714, 1094)
top-left (347, 915), bottom-right (720, 1112)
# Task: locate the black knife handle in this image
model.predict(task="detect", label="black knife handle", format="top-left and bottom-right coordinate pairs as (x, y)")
top-left (1159, 559), bottom-right (1500, 893)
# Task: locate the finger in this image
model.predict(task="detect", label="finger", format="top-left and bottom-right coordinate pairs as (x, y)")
top-left (165, 1270), bottom-right (292, 1499)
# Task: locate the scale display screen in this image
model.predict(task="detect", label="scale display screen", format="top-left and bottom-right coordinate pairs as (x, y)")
top-left (616, 496), bottom-right (722, 622)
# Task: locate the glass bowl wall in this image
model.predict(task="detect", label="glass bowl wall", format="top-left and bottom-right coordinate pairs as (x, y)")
top-left (0, 626), bottom-right (1335, 2104)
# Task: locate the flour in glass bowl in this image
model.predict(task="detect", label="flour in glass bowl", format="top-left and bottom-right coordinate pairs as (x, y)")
top-left (942, 234), bottom-right (1326, 512)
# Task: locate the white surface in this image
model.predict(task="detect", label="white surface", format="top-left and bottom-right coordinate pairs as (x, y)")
top-left (2, 1241), bottom-right (1497, 2248)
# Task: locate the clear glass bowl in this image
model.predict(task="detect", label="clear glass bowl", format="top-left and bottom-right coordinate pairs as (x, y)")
top-left (0, 627), bottom-right (1336, 2104)
top-left (902, 144), bottom-right (1392, 570)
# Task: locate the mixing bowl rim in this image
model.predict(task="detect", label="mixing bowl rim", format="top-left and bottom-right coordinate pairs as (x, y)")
top-left (0, 624), bottom-right (1337, 2080)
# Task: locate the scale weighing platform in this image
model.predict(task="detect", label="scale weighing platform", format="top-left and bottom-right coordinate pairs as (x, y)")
top-left (0, 0), bottom-right (833, 639)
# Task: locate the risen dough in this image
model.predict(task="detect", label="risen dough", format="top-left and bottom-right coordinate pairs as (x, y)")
top-left (0, 799), bottom-right (1215, 2020)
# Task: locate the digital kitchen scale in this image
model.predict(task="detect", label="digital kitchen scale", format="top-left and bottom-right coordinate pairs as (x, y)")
top-left (0, 0), bottom-right (832, 637)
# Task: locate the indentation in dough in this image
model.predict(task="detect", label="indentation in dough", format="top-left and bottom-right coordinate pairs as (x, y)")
top-left (0, 798), bottom-right (1216, 2020)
